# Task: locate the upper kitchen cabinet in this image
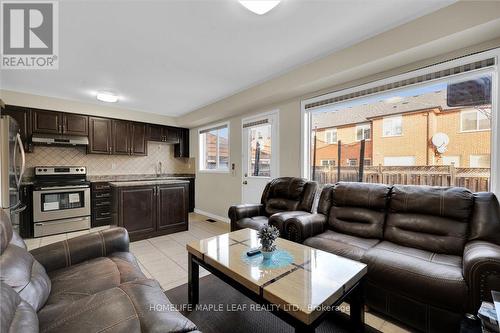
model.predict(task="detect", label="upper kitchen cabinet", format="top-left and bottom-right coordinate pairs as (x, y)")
top-left (88, 117), bottom-right (112, 154)
top-left (112, 120), bottom-right (147, 156)
top-left (62, 113), bottom-right (88, 136)
top-left (147, 124), bottom-right (180, 143)
top-left (32, 109), bottom-right (88, 136)
top-left (148, 124), bottom-right (163, 142)
top-left (130, 122), bottom-right (147, 156)
top-left (174, 128), bottom-right (189, 158)
top-left (32, 109), bottom-right (61, 134)
top-left (3, 105), bottom-right (33, 152)
top-left (112, 120), bottom-right (130, 155)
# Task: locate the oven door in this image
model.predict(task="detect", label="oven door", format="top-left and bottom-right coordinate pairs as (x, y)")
top-left (33, 185), bottom-right (91, 222)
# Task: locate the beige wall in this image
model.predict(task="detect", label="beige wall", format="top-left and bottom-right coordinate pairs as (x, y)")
top-left (372, 113), bottom-right (430, 166)
top-left (0, 90), bottom-right (177, 126)
top-left (190, 2), bottom-right (500, 219)
top-left (435, 111), bottom-right (491, 167)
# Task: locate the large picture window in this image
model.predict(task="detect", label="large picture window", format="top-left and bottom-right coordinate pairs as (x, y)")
top-left (199, 123), bottom-right (229, 172)
top-left (303, 54), bottom-right (497, 193)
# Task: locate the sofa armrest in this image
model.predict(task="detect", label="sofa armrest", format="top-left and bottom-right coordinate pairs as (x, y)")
top-left (463, 240), bottom-right (500, 311)
top-left (30, 227), bottom-right (129, 273)
top-left (284, 213), bottom-right (327, 243)
top-left (228, 204), bottom-right (265, 231)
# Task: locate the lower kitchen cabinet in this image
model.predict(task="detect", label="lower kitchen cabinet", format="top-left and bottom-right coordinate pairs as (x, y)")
top-left (111, 181), bottom-right (189, 241)
top-left (91, 182), bottom-right (112, 227)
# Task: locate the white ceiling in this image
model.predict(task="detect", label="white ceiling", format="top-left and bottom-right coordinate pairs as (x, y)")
top-left (1, 0), bottom-right (455, 117)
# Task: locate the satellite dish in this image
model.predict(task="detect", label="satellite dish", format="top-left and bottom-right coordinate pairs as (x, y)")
top-left (437, 146), bottom-right (447, 154)
top-left (432, 132), bottom-right (450, 148)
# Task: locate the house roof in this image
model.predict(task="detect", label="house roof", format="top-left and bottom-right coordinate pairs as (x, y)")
top-left (312, 89), bottom-right (455, 129)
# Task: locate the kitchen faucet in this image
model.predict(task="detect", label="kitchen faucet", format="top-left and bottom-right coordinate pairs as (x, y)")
top-left (156, 161), bottom-right (162, 176)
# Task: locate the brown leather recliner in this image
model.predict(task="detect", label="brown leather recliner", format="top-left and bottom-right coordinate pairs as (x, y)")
top-left (228, 177), bottom-right (318, 235)
top-left (0, 209), bottom-right (199, 333)
top-left (284, 182), bottom-right (500, 333)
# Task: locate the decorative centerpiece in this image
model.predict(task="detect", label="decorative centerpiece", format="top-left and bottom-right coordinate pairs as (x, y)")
top-left (258, 225), bottom-right (280, 260)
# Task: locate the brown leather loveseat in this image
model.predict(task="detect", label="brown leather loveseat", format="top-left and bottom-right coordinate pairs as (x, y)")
top-left (0, 209), bottom-right (199, 333)
top-left (228, 177), bottom-right (317, 235)
top-left (284, 182), bottom-right (500, 333)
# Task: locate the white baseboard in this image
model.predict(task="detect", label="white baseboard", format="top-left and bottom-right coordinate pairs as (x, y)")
top-left (193, 208), bottom-right (230, 223)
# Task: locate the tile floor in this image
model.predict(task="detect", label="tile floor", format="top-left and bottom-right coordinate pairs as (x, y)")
top-left (25, 212), bottom-right (410, 333)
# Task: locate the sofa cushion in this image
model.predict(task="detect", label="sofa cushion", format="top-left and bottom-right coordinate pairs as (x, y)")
top-left (262, 177), bottom-right (317, 216)
top-left (303, 230), bottom-right (380, 261)
top-left (236, 216), bottom-right (268, 231)
top-left (0, 209), bottom-right (51, 312)
top-left (1, 282), bottom-right (38, 333)
top-left (46, 252), bottom-right (146, 305)
top-left (265, 198), bottom-right (300, 216)
top-left (328, 182), bottom-right (391, 239)
top-left (362, 241), bottom-right (467, 312)
top-left (268, 211), bottom-right (310, 234)
top-left (38, 279), bottom-right (198, 333)
top-left (385, 185), bottom-right (474, 255)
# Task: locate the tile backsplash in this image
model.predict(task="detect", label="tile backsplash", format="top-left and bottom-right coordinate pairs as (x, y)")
top-left (25, 142), bottom-right (194, 176)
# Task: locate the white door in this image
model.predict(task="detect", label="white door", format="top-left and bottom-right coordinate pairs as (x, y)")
top-left (242, 111), bottom-right (279, 204)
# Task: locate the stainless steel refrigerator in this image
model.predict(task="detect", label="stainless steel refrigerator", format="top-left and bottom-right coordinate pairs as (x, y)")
top-left (0, 114), bottom-right (27, 232)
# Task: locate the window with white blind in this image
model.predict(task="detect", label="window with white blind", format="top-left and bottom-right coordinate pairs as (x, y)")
top-left (356, 123), bottom-right (371, 141)
top-left (382, 116), bottom-right (402, 137)
top-left (198, 122), bottom-right (229, 172)
top-left (325, 129), bottom-right (337, 144)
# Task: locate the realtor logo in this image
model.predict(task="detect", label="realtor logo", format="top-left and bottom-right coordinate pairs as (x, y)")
top-left (1, 1), bottom-right (59, 69)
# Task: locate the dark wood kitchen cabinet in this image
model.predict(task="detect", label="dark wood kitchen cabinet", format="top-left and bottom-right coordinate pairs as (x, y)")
top-left (157, 184), bottom-right (188, 232)
top-left (147, 125), bottom-right (180, 143)
top-left (112, 181), bottom-right (189, 241)
top-left (112, 120), bottom-right (147, 156)
top-left (174, 128), bottom-right (189, 158)
top-left (32, 109), bottom-right (61, 134)
top-left (3, 105), bottom-right (33, 152)
top-left (130, 122), bottom-right (147, 155)
top-left (62, 113), bottom-right (88, 136)
top-left (32, 109), bottom-right (88, 136)
top-left (114, 186), bottom-right (156, 239)
top-left (6, 104), bottom-right (188, 158)
top-left (91, 182), bottom-right (112, 227)
top-left (88, 117), bottom-right (112, 154)
top-left (112, 120), bottom-right (130, 154)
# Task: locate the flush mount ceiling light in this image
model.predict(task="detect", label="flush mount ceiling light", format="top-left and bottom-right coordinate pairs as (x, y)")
top-left (96, 91), bottom-right (119, 103)
top-left (239, 0), bottom-right (280, 15)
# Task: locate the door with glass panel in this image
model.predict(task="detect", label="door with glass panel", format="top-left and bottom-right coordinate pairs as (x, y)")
top-left (242, 111), bottom-right (278, 203)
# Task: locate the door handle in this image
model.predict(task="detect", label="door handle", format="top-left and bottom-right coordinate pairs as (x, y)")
top-left (243, 181), bottom-right (248, 185)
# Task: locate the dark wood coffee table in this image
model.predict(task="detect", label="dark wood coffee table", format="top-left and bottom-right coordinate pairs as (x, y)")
top-left (187, 228), bottom-right (367, 332)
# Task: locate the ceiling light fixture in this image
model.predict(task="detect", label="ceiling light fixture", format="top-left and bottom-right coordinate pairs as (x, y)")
top-left (239, 0), bottom-right (280, 15)
top-left (96, 91), bottom-right (119, 103)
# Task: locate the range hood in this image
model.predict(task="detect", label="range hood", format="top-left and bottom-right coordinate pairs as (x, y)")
top-left (32, 134), bottom-right (89, 146)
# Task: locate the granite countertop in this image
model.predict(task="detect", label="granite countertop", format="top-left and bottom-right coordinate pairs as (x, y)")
top-left (87, 174), bottom-right (195, 182)
top-left (109, 179), bottom-right (190, 187)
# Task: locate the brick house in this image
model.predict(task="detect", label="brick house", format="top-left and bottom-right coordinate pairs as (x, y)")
top-left (313, 89), bottom-right (491, 168)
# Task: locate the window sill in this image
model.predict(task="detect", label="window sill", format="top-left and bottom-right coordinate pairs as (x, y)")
top-left (459, 129), bottom-right (491, 133)
top-left (198, 169), bottom-right (230, 174)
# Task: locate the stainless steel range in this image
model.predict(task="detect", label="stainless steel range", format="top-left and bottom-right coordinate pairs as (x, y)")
top-left (33, 166), bottom-right (91, 237)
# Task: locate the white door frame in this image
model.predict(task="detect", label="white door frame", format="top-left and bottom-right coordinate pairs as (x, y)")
top-left (241, 110), bottom-right (279, 203)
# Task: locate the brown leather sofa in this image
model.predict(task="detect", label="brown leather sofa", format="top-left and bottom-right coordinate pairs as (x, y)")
top-left (0, 209), bottom-right (199, 333)
top-left (228, 177), bottom-right (317, 234)
top-left (284, 182), bottom-right (500, 333)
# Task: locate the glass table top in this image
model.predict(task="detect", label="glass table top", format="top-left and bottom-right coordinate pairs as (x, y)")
top-left (187, 228), bottom-right (367, 325)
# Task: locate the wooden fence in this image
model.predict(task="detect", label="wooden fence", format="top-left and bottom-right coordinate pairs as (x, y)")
top-left (313, 165), bottom-right (490, 192)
